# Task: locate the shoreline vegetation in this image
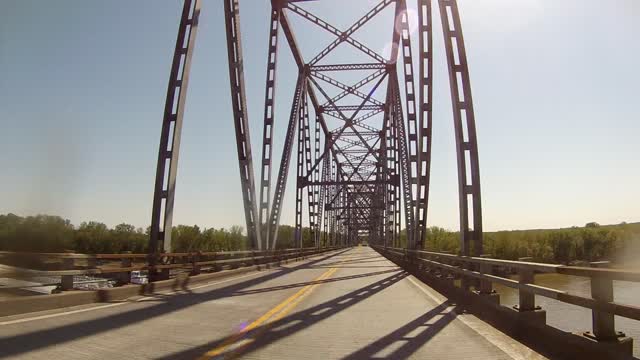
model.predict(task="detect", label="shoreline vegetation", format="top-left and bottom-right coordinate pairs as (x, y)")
top-left (1, 213), bottom-right (638, 266)
top-left (421, 222), bottom-right (640, 267)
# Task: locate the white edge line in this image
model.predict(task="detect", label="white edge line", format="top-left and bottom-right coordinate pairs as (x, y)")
top-left (405, 276), bottom-right (532, 360)
top-left (0, 270), bottom-right (272, 326)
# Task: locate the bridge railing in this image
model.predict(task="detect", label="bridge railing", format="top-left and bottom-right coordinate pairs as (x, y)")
top-left (373, 245), bottom-right (640, 343)
top-left (0, 246), bottom-right (344, 291)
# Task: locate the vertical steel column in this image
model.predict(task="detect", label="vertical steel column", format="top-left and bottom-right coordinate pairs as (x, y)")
top-left (438, 0), bottom-right (483, 256)
top-left (224, 0), bottom-right (261, 249)
top-left (313, 114), bottom-right (322, 246)
top-left (392, 100), bottom-right (402, 247)
top-left (269, 76), bottom-right (305, 248)
top-left (149, 0), bottom-right (201, 263)
top-left (415, 0), bottom-right (434, 250)
top-left (258, 6), bottom-right (281, 250)
top-left (383, 84), bottom-right (399, 247)
top-left (396, 0), bottom-right (419, 249)
top-left (294, 86), bottom-right (308, 248)
top-left (391, 72), bottom-right (415, 249)
top-left (330, 159), bottom-right (337, 245)
top-left (377, 120), bottom-right (388, 246)
top-left (318, 139), bottom-right (330, 247)
top-left (346, 192), bottom-right (352, 245)
top-left (301, 92), bottom-right (316, 243)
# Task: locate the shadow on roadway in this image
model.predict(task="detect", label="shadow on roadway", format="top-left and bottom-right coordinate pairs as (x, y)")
top-left (341, 302), bottom-right (458, 359)
top-left (228, 268), bottom-right (400, 297)
top-left (0, 249), bottom-right (354, 358)
top-left (156, 270), bottom-right (409, 359)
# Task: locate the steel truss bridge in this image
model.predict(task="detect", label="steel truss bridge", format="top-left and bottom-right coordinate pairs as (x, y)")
top-left (148, 0), bottom-right (482, 260)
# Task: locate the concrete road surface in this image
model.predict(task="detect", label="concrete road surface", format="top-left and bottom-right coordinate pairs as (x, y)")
top-left (0, 247), bottom-right (546, 359)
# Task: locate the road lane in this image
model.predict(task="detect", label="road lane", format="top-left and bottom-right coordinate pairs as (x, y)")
top-left (0, 249), bottom-right (352, 359)
top-left (0, 247), bottom-right (546, 359)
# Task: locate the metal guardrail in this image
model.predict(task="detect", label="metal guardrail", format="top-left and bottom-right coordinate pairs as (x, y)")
top-left (373, 245), bottom-right (640, 342)
top-left (0, 247), bottom-right (344, 291)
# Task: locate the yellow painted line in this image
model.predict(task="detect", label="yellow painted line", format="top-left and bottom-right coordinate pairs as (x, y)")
top-left (197, 249), bottom-right (362, 359)
top-left (197, 266), bottom-right (338, 360)
top-left (219, 267), bottom-right (340, 359)
top-left (1, 250), bottom-right (348, 326)
top-left (273, 267), bottom-right (338, 322)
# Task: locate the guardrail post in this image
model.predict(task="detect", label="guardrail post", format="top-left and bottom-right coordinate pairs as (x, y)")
top-left (511, 257), bottom-right (545, 324)
top-left (191, 252), bottom-right (201, 276)
top-left (477, 254), bottom-right (493, 294)
top-left (87, 256), bottom-right (97, 271)
top-left (589, 261), bottom-right (617, 340)
top-left (460, 258), bottom-right (472, 291)
top-left (118, 252), bottom-right (132, 285)
top-left (517, 268), bottom-right (536, 311)
top-left (61, 251), bottom-right (75, 291)
top-left (440, 257), bottom-right (454, 287)
top-left (580, 261), bottom-right (633, 354)
top-left (230, 252), bottom-right (240, 269)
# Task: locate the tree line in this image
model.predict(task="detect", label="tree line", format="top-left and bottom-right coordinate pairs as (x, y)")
top-left (422, 222), bottom-right (640, 265)
top-left (0, 213), bottom-right (318, 254)
top-left (2, 213), bottom-right (637, 264)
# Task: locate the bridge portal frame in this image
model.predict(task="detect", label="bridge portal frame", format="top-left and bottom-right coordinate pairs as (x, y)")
top-left (148, 0), bottom-right (486, 276)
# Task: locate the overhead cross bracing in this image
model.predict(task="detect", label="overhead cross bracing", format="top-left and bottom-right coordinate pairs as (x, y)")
top-left (147, 0), bottom-right (485, 272)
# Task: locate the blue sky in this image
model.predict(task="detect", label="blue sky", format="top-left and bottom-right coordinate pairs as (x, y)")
top-left (1, 0), bottom-right (638, 232)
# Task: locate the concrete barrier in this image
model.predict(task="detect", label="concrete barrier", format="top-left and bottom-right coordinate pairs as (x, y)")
top-left (0, 248), bottom-right (343, 317)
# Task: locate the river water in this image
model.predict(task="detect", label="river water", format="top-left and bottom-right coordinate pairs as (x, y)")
top-left (493, 273), bottom-right (640, 357)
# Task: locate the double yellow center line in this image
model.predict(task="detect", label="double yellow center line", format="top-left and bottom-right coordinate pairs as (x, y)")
top-left (197, 266), bottom-right (340, 359)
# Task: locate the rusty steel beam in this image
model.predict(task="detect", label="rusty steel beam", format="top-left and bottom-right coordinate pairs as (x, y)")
top-left (269, 75), bottom-right (305, 248)
top-left (438, 0), bottom-right (483, 256)
top-left (257, 5), bottom-right (281, 250)
top-left (396, 0), bottom-right (419, 250)
top-left (286, 2), bottom-right (387, 64)
top-left (224, 0), bottom-right (261, 249)
top-left (415, 0), bottom-right (434, 250)
top-left (294, 83), bottom-right (306, 247)
top-left (311, 63), bottom-right (386, 72)
top-left (149, 0), bottom-right (201, 273)
top-left (210, 0), bottom-right (484, 257)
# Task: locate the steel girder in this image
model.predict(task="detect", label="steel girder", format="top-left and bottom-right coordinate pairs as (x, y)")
top-left (438, 0), bottom-right (483, 255)
top-left (257, 5), bottom-right (281, 250)
top-left (148, 0), bottom-right (201, 278)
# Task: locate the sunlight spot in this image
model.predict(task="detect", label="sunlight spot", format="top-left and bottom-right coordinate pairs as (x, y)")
top-left (425, 314), bottom-right (444, 325)
top-left (271, 319), bottom-right (303, 332)
top-left (231, 337), bottom-right (254, 350)
top-left (311, 307), bottom-right (332, 316)
top-left (382, 4), bottom-right (421, 63)
top-left (338, 298), bottom-right (354, 305)
top-left (371, 341), bottom-right (406, 358)
top-left (394, 7), bottom-right (419, 35)
top-left (404, 326), bottom-right (424, 338)
top-left (237, 321), bottom-right (249, 331)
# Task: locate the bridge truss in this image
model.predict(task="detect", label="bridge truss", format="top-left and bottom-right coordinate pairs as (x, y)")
top-left (148, 0), bottom-right (484, 265)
